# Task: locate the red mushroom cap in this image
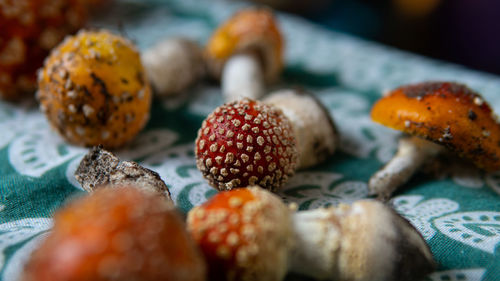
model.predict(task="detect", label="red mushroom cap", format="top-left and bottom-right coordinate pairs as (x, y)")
top-left (187, 187), bottom-right (292, 281)
top-left (21, 186), bottom-right (206, 281)
top-left (195, 99), bottom-right (298, 191)
top-left (371, 81), bottom-right (500, 171)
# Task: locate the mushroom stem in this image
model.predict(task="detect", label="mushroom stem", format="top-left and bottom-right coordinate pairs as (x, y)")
top-left (222, 53), bottom-right (264, 102)
top-left (369, 136), bottom-right (444, 200)
top-left (289, 201), bottom-right (436, 281)
top-left (289, 207), bottom-right (341, 279)
top-left (264, 89), bottom-right (338, 169)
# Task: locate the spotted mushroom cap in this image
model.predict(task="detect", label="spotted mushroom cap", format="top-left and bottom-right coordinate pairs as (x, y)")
top-left (187, 186), bottom-right (293, 281)
top-left (205, 8), bottom-right (283, 83)
top-left (21, 186), bottom-right (206, 281)
top-left (195, 99), bottom-right (298, 191)
top-left (0, 0), bottom-right (88, 100)
top-left (37, 29), bottom-right (152, 149)
top-left (371, 81), bottom-right (500, 171)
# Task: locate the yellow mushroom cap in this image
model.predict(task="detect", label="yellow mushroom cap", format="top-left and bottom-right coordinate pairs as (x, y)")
top-left (371, 81), bottom-right (500, 171)
top-left (37, 29), bottom-right (152, 149)
top-left (206, 8), bottom-right (284, 83)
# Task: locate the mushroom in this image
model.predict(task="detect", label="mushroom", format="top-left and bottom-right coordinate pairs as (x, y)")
top-left (187, 187), bottom-right (293, 281)
top-left (21, 186), bottom-right (206, 281)
top-left (369, 81), bottom-right (500, 199)
top-left (195, 92), bottom-right (338, 191)
top-left (263, 89), bottom-right (338, 169)
top-left (75, 146), bottom-right (172, 201)
top-left (195, 98), bottom-right (298, 191)
top-left (142, 38), bottom-right (205, 96)
top-left (187, 187), bottom-right (436, 281)
top-left (37, 29), bottom-right (151, 149)
top-left (205, 8), bottom-right (283, 102)
top-left (0, 0), bottom-right (87, 100)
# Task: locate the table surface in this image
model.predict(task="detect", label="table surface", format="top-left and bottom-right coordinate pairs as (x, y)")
top-left (0, 0), bottom-right (499, 280)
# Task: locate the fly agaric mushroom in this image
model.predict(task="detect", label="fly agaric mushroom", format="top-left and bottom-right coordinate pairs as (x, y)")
top-left (21, 186), bottom-right (206, 281)
top-left (187, 187), bottom-right (293, 281)
top-left (75, 146), bottom-right (172, 201)
top-left (195, 98), bottom-right (298, 191)
top-left (142, 38), bottom-right (205, 96)
top-left (37, 29), bottom-right (152, 149)
top-left (195, 92), bottom-right (338, 191)
top-left (370, 81), bottom-right (500, 199)
top-left (0, 0), bottom-right (88, 100)
top-left (206, 8), bottom-right (283, 101)
top-left (187, 187), bottom-right (435, 281)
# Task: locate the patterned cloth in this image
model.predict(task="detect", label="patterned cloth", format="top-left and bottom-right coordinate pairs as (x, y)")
top-left (1, 0), bottom-right (499, 280)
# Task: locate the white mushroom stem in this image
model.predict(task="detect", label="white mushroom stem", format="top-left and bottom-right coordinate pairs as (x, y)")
top-left (264, 89), bottom-right (338, 169)
top-left (289, 200), bottom-right (435, 281)
top-left (142, 38), bottom-right (205, 96)
top-left (222, 53), bottom-right (264, 102)
top-left (369, 136), bottom-right (444, 200)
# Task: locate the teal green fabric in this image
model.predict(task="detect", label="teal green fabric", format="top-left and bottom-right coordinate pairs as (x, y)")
top-left (1, 0), bottom-right (499, 280)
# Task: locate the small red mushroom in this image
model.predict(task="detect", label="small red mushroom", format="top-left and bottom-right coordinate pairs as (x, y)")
top-left (370, 81), bottom-right (500, 199)
top-left (195, 98), bottom-right (298, 191)
top-left (21, 186), bottom-right (206, 281)
top-left (187, 187), bottom-right (436, 281)
top-left (195, 90), bottom-right (338, 191)
top-left (205, 8), bottom-right (284, 101)
top-left (187, 187), bottom-right (292, 281)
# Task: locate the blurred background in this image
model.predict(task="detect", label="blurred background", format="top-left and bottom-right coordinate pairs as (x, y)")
top-left (250, 0), bottom-right (500, 76)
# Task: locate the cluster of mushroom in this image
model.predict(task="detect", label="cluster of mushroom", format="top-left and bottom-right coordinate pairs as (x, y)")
top-left (143, 8), bottom-right (284, 102)
top-left (9, 2), bottom-right (500, 281)
top-left (21, 148), bottom-right (435, 281)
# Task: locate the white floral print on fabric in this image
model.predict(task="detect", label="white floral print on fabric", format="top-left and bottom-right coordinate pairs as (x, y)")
top-left (434, 212), bottom-right (500, 254)
top-left (317, 89), bottom-right (399, 162)
top-left (8, 120), bottom-right (86, 178)
top-left (0, 218), bottom-right (52, 269)
top-left (485, 171), bottom-right (500, 196)
top-left (142, 142), bottom-right (211, 206)
top-left (426, 268), bottom-right (486, 281)
top-left (279, 171), bottom-right (368, 209)
top-left (2, 233), bottom-right (49, 281)
top-left (392, 195), bottom-right (460, 240)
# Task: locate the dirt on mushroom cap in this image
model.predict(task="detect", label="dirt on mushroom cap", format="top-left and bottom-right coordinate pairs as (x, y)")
top-left (37, 29), bottom-right (152, 149)
top-left (371, 81), bottom-right (500, 171)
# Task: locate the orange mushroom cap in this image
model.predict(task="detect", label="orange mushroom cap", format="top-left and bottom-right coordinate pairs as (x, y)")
top-left (21, 186), bottom-right (206, 281)
top-left (206, 8), bottom-right (283, 83)
top-left (37, 30), bottom-right (152, 149)
top-left (371, 81), bottom-right (500, 171)
top-left (187, 187), bottom-right (292, 281)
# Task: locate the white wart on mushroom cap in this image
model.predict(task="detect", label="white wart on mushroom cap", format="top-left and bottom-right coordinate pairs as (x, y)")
top-left (187, 186), bottom-right (293, 281)
top-left (195, 99), bottom-right (298, 191)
